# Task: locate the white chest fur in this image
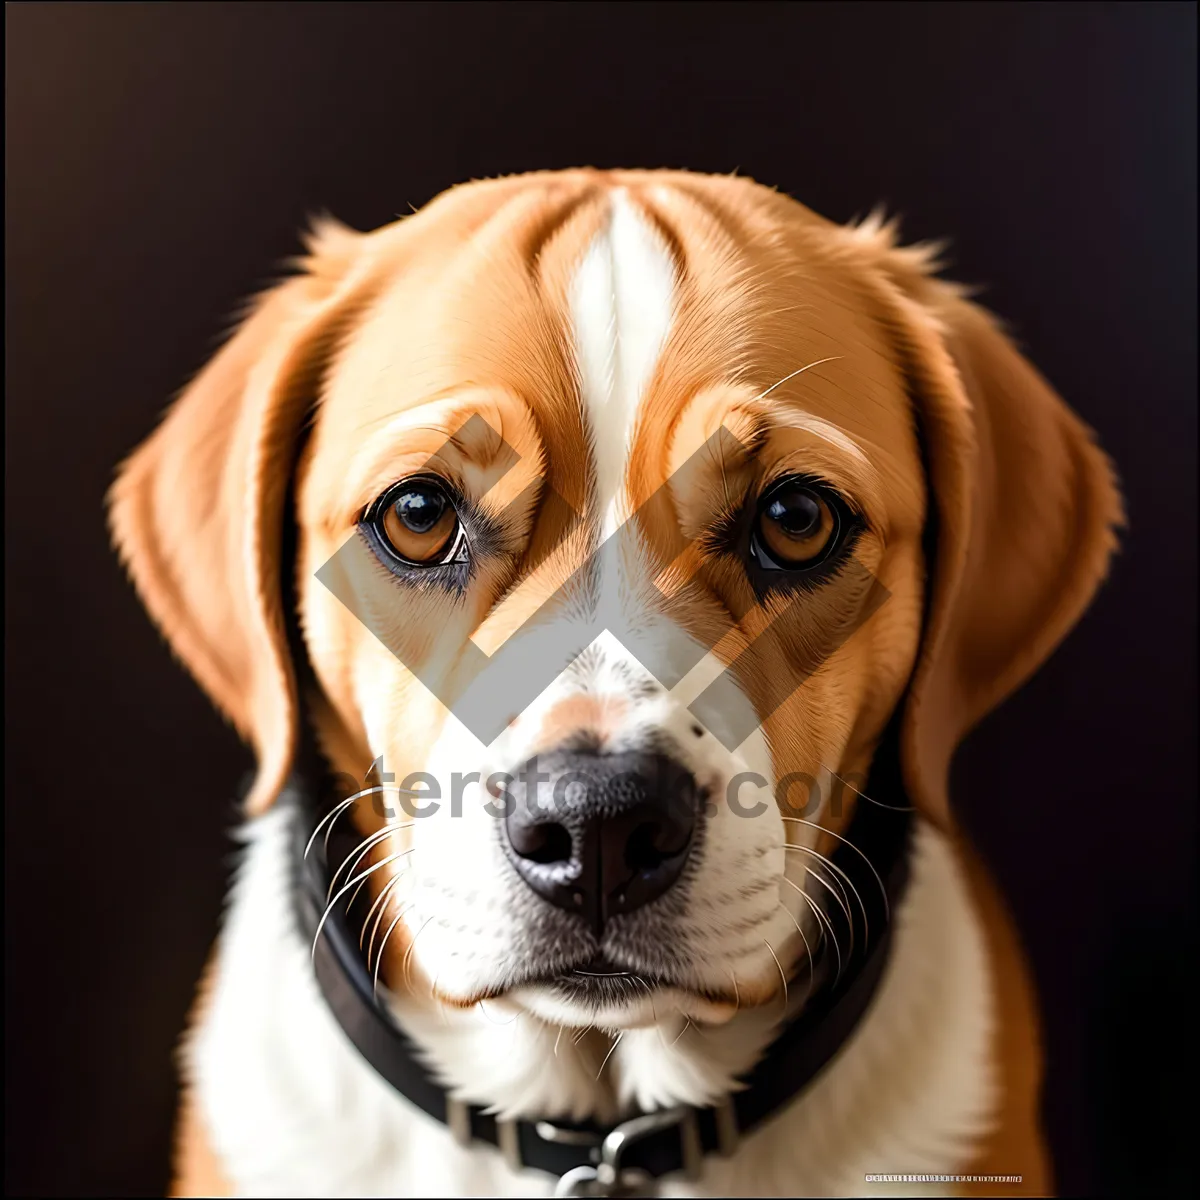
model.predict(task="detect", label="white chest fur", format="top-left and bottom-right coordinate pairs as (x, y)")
top-left (187, 810), bottom-right (997, 1198)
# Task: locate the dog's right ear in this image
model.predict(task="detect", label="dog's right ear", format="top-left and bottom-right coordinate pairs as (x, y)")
top-left (109, 217), bottom-right (378, 815)
top-left (838, 214), bottom-right (1123, 832)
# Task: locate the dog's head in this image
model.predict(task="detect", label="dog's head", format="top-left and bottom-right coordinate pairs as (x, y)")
top-left (110, 170), bottom-right (1120, 1033)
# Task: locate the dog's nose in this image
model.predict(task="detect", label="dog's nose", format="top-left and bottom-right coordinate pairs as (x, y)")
top-left (501, 749), bottom-right (698, 935)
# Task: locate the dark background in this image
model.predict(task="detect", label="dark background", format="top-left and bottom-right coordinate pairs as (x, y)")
top-left (6, 3), bottom-right (1196, 1195)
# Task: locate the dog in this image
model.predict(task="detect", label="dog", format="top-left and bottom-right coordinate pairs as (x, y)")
top-left (110, 169), bottom-right (1121, 1197)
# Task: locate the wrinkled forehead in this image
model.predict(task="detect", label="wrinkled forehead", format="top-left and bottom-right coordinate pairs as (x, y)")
top-left (312, 172), bottom-right (919, 513)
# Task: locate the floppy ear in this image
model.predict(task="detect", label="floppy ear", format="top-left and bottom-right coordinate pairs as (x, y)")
top-left (108, 218), bottom-right (375, 815)
top-left (859, 232), bottom-right (1124, 829)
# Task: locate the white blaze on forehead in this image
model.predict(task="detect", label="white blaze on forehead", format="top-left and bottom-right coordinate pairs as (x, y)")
top-left (570, 189), bottom-right (676, 538)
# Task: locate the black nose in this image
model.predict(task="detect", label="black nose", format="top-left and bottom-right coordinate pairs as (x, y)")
top-left (501, 749), bottom-right (698, 935)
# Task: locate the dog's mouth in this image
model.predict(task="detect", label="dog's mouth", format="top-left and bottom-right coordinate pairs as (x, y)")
top-left (542, 956), bottom-right (670, 1005)
top-left (431, 954), bottom-right (752, 1027)
top-left (506, 955), bottom-right (741, 1013)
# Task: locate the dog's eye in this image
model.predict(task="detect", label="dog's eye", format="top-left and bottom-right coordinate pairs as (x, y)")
top-left (751, 479), bottom-right (842, 569)
top-left (370, 479), bottom-right (460, 565)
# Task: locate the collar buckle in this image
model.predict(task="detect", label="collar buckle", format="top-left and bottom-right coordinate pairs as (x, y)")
top-left (551, 1106), bottom-right (700, 1197)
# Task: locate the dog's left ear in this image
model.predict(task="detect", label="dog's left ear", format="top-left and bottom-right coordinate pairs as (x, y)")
top-left (852, 225), bottom-right (1125, 830)
top-left (109, 218), bottom-right (377, 814)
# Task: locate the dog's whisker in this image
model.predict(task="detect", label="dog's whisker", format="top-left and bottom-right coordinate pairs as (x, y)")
top-left (360, 868), bottom-right (405, 950)
top-left (350, 851), bottom-right (412, 915)
top-left (669, 1016), bottom-right (692, 1047)
top-left (632, 975), bottom-right (657, 1015)
top-left (800, 847), bottom-right (862, 935)
top-left (829, 767), bottom-right (916, 813)
top-left (346, 874), bottom-right (372, 913)
top-left (403, 916), bottom-right (435, 993)
top-left (793, 858), bottom-right (857, 958)
top-left (784, 843), bottom-right (870, 947)
top-left (553, 1025), bottom-right (565, 1057)
top-left (774, 899), bottom-right (816, 993)
top-left (762, 937), bottom-right (789, 1011)
top-left (304, 795), bottom-right (358, 860)
top-left (754, 356), bottom-right (843, 403)
top-left (780, 874), bottom-right (843, 986)
top-left (326, 824), bottom-right (399, 899)
top-left (799, 856), bottom-right (855, 946)
top-left (625, 974), bottom-right (666, 1049)
top-left (341, 848), bottom-right (415, 912)
top-left (573, 1028), bottom-right (590, 1047)
top-left (785, 871), bottom-right (844, 976)
top-left (430, 968), bottom-right (449, 1023)
top-left (805, 895), bottom-right (845, 987)
top-left (781, 816), bottom-right (890, 921)
top-left (373, 904), bottom-right (412, 997)
top-left (730, 970), bottom-right (742, 1017)
top-left (327, 824), bottom-right (414, 902)
top-left (595, 1031), bottom-right (624, 1081)
top-left (477, 999), bottom-right (518, 1026)
top-left (303, 785), bottom-right (420, 859)
top-left (324, 786), bottom-right (412, 853)
top-left (311, 853), bottom-right (407, 960)
top-left (367, 869), bottom-right (413, 969)
top-left (778, 867), bottom-right (828, 948)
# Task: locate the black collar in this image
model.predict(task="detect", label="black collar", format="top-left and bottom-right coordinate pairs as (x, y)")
top-left (284, 721), bottom-right (913, 1191)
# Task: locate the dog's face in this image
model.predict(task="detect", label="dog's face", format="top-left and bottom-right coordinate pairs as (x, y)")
top-left (111, 170), bottom-right (1121, 1034)
top-left (294, 178), bottom-right (927, 1025)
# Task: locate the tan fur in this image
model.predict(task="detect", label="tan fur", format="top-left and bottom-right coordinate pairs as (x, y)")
top-left (108, 169), bottom-right (1120, 1194)
top-left (172, 1086), bottom-right (232, 1198)
top-left (538, 695), bottom-right (631, 750)
top-left (170, 954), bottom-right (232, 1198)
top-left (956, 842), bottom-right (1054, 1196)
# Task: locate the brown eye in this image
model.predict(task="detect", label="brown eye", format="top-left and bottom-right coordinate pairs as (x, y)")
top-left (755, 482), bottom-right (838, 567)
top-left (376, 480), bottom-right (459, 564)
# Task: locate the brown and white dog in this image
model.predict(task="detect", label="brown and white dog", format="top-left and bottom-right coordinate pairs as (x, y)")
top-left (110, 169), bottom-right (1121, 1197)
